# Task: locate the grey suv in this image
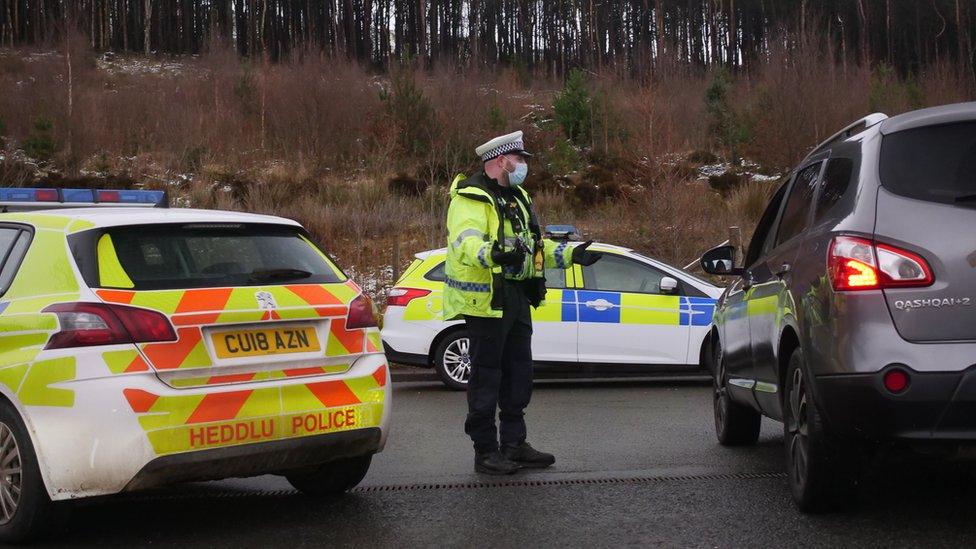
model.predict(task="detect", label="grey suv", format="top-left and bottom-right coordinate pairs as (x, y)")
top-left (700, 102), bottom-right (976, 512)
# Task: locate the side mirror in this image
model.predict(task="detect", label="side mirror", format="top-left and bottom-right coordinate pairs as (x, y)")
top-left (660, 276), bottom-right (678, 294)
top-left (700, 245), bottom-right (744, 276)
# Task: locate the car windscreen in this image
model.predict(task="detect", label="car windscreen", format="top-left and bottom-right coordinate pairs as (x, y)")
top-left (73, 223), bottom-right (344, 290)
top-left (879, 121), bottom-right (976, 204)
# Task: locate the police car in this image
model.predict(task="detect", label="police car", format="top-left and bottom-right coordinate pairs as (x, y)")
top-left (381, 226), bottom-right (723, 389)
top-left (0, 189), bottom-right (390, 542)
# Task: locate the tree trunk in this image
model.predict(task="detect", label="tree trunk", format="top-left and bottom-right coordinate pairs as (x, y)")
top-left (143, 0), bottom-right (151, 54)
top-left (469, 0), bottom-right (479, 66)
top-left (726, 0), bottom-right (735, 67)
top-left (654, 0), bottom-right (665, 61)
top-left (418, 0), bottom-right (427, 63)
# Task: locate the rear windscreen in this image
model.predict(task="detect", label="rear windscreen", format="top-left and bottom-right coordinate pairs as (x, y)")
top-left (74, 223), bottom-right (344, 290)
top-left (879, 121), bottom-right (976, 204)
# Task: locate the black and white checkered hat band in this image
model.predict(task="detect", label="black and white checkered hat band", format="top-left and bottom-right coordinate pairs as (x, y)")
top-left (481, 140), bottom-right (525, 161)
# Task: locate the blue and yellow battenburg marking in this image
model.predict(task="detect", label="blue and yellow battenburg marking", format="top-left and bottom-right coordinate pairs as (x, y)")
top-left (553, 290), bottom-right (716, 326)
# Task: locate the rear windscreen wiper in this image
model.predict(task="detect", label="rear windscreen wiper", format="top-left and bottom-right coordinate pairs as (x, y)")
top-left (953, 194), bottom-right (976, 203)
top-left (248, 268), bottom-right (312, 282)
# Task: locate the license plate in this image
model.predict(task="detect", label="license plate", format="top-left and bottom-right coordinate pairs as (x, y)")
top-left (211, 326), bottom-right (320, 359)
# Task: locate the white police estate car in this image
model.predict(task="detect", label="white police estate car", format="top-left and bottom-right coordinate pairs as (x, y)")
top-left (381, 227), bottom-right (723, 389)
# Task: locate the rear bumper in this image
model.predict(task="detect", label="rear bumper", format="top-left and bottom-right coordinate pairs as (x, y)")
top-left (25, 350), bottom-right (391, 501)
top-left (816, 366), bottom-right (976, 442)
top-left (126, 427), bottom-right (381, 491)
top-left (382, 342), bottom-right (429, 367)
top-left (380, 307), bottom-right (459, 358)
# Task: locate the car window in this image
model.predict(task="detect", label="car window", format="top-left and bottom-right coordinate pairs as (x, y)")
top-left (582, 254), bottom-right (674, 295)
top-left (880, 120), bottom-right (976, 204)
top-left (87, 224), bottom-right (343, 290)
top-left (544, 267), bottom-right (568, 289)
top-left (745, 180), bottom-right (790, 267)
top-left (0, 230), bottom-right (30, 295)
top-left (774, 161), bottom-right (822, 247)
top-left (425, 261), bottom-right (446, 282)
top-left (632, 251), bottom-right (713, 288)
top-left (815, 157), bottom-right (855, 222)
top-left (0, 228), bottom-right (22, 264)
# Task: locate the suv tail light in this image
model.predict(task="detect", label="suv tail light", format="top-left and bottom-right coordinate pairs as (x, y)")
top-left (346, 294), bottom-right (379, 329)
top-left (42, 302), bottom-right (177, 349)
top-left (828, 236), bottom-right (933, 291)
top-left (386, 287), bottom-right (431, 307)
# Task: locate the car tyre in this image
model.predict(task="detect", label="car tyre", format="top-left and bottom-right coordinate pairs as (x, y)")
top-left (433, 331), bottom-right (471, 391)
top-left (285, 454), bottom-right (372, 496)
top-left (713, 339), bottom-right (761, 446)
top-left (0, 399), bottom-right (65, 544)
top-left (784, 347), bottom-right (859, 513)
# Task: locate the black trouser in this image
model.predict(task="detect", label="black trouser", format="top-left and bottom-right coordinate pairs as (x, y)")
top-left (463, 281), bottom-right (534, 455)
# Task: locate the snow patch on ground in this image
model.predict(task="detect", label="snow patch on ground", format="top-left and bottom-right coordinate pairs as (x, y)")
top-left (96, 53), bottom-right (193, 77)
top-left (698, 161), bottom-right (781, 183)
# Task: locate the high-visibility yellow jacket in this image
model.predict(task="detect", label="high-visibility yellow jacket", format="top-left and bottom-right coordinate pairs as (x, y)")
top-left (443, 172), bottom-right (574, 320)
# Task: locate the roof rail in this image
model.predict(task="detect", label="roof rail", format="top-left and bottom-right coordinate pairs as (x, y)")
top-left (0, 188), bottom-right (169, 212)
top-left (807, 113), bottom-right (888, 159)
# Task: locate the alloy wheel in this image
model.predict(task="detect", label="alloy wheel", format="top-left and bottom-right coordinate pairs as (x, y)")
top-left (0, 422), bottom-right (22, 525)
top-left (713, 344), bottom-right (728, 430)
top-left (787, 367), bottom-right (810, 488)
top-left (442, 337), bottom-right (471, 384)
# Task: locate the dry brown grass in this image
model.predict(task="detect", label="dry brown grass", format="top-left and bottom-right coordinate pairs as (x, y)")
top-left (0, 38), bottom-right (973, 297)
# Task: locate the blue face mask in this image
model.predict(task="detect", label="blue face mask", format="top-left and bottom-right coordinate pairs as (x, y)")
top-left (508, 162), bottom-right (529, 186)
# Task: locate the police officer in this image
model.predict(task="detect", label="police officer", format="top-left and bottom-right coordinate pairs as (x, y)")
top-left (443, 131), bottom-right (603, 475)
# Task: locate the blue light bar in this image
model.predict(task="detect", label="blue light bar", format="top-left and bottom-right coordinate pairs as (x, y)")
top-left (546, 224), bottom-right (578, 234)
top-left (0, 188), bottom-right (54, 202)
top-left (544, 224), bottom-right (580, 241)
top-left (0, 187), bottom-right (168, 210)
top-left (62, 189), bottom-right (95, 203)
top-left (114, 190), bottom-right (166, 204)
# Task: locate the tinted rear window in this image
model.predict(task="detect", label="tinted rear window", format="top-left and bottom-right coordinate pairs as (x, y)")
top-left (880, 121), bottom-right (976, 203)
top-left (815, 158), bottom-right (855, 221)
top-left (77, 224), bottom-right (343, 290)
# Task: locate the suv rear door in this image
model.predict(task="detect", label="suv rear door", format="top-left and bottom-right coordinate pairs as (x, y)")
top-left (746, 159), bottom-right (823, 418)
top-left (876, 120), bottom-right (976, 342)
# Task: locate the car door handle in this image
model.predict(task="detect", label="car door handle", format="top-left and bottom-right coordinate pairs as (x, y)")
top-left (775, 263), bottom-right (792, 277)
top-left (584, 299), bottom-right (613, 311)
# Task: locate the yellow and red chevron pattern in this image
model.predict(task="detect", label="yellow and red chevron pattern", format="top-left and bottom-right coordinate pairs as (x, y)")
top-left (122, 363), bottom-right (388, 455)
top-left (96, 281), bottom-right (379, 374)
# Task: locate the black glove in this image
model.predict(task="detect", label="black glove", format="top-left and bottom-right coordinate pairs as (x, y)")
top-left (572, 241), bottom-right (603, 266)
top-left (490, 241), bottom-right (526, 268)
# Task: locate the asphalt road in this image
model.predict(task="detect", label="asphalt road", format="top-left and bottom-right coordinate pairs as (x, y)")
top-left (38, 379), bottom-right (976, 548)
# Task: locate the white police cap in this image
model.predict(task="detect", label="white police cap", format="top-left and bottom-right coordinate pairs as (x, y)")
top-left (475, 131), bottom-right (533, 162)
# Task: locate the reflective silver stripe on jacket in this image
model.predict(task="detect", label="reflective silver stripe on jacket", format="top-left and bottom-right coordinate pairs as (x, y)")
top-left (451, 229), bottom-right (488, 250)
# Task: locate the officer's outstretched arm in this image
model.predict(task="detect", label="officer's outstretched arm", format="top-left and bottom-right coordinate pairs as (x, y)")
top-left (540, 238), bottom-right (575, 270)
top-left (447, 199), bottom-right (495, 269)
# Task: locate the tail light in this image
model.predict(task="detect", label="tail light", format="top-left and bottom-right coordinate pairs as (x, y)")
top-left (42, 302), bottom-right (177, 349)
top-left (386, 287), bottom-right (431, 307)
top-left (346, 294), bottom-right (378, 329)
top-left (828, 236), bottom-right (933, 291)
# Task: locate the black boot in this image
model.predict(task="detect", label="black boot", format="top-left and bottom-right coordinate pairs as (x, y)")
top-left (502, 442), bottom-right (555, 469)
top-left (474, 451), bottom-right (520, 475)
